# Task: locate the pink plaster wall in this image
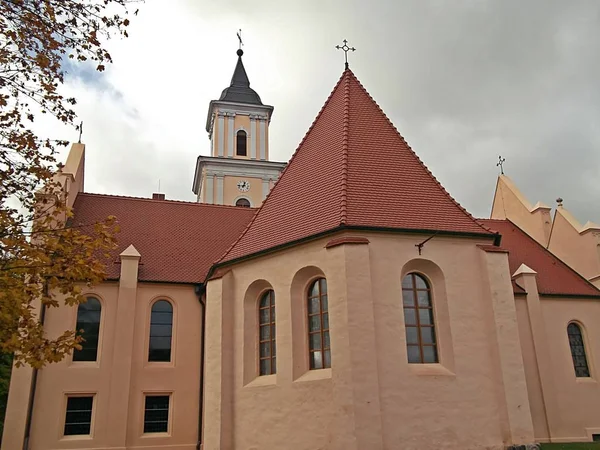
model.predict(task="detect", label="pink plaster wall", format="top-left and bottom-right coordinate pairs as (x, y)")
top-left (516, 295), bottom-right (600, 442)
top-left (4, 281), bottom-right (201, 450)
top-left (203, 231), bottom-right (535, 449)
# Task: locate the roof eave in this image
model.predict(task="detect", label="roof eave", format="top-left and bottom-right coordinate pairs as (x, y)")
top-left (207, 224), bottom-right (497, 281)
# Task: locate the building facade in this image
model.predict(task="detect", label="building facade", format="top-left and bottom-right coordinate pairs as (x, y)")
top-left (2, 49), bottom-right (600, 450)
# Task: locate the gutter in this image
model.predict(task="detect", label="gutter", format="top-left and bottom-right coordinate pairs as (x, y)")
top-left (195, 283), bottom-right (207, 450)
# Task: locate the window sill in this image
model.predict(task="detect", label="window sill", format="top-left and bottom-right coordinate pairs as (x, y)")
top-left (60, 435), bottom-right (93, 441)
top-left (575, 377), bottom-right (597, 384)
top-left (295, 368), bottom-right (332, 383)
top-left (141, 432), bottom-right (171, 438)
top-left (245, 374), bottom-right (277, 388)
top-left (408, 363), bottom-right (455, 377)
top-left (68, 361), bottom-right (100, 369)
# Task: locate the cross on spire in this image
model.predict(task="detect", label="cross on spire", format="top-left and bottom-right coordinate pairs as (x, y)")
top-left (335, 39), bottom-right (356, 69)
top-left (497, 155), bottom-right (506, 175)
top-left (236, 29), bottom-right (243, 50)
top-left (77, 121), bottom-right (83, 143)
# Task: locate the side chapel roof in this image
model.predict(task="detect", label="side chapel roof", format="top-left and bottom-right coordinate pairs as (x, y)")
top-left (71, 193), bottom-right (255, 284)
top-left (219, 68), bottom-right (495, 264)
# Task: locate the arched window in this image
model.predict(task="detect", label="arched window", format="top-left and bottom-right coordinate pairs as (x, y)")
top-left (149, 300), bottom-right (173, 362)
top-left (73, 297), bottom-right (102, 362)
top-left (235, 198), bottom-right (251, 207)
top-left (236, 130), bottom-right (247, 156)
top-left (402, 273), bottom-right (438, 363)
top-left (258, 290), bottom-right (276, 375)
top-left (307, 278), bottom-right (330, 369)
top-left (567, 323), bottom-right (590, 377)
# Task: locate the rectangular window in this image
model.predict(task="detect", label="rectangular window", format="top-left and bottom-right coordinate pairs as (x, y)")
top-left (144, 395), bottom-right (170, 433)
top-left (593, 434), bottom-right (600, 442)
top-left (64, 396), bottom-right (93, 436)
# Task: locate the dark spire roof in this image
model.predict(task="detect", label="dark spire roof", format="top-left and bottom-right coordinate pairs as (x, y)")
top-left (219, 49), bottom-right (263, 105)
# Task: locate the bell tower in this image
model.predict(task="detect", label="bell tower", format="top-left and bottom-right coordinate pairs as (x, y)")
top-left (192, 47), bottom-right (286, 207)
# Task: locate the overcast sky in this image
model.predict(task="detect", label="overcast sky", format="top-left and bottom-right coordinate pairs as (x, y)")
top-left (54, 0), bottom-right (600, 223)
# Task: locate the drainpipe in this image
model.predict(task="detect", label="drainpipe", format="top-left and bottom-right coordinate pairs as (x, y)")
top-left (23, 288), bottom-right (48, 450)
top-left (195, 283), bottom-right (207, 450)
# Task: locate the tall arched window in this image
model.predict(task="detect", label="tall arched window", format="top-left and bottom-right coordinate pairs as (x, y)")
top-left (73, 297), bottom-right (102, 362)
top-left (149, 300), bottom-right (173, 362)
top-left (567, 322), bottom-right (590, 377)
top-left (402, 273), bottom-right (438, 364)
top-left (307, 278), bottom-right (330, 369)
top-left (236, 198), bottom-right (251, 207)
top-left (258, 290), bottom-right (276, 375)
top-left (236, 130), bottom-right (247, 156)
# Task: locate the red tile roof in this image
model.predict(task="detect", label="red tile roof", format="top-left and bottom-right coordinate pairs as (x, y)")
top-left (220, 69), bottom-right (494, 264)
top-left (71, 193), bottom-right (256, 283)
top-left (480, 219), bottom-right (600, 297)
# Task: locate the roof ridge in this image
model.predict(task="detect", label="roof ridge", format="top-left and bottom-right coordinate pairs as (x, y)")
top-left (215, 70), bottom-right (348, 267)
top-left (76, 192), bottom-right (258, 210)
top-left (340, 70), bottom-right (351, 225)
top-left (346, 71), bottom-right (495, 236)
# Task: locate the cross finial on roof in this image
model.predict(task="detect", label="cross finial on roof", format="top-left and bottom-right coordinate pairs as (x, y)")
top-left (335, 39), bottom-right (356, 69)
top-left (237, 29), bottom-right (243, 51)
top-left (497, 155), bottom-right (506, 175)
top-left (77, 121), bottom-right (83, 143)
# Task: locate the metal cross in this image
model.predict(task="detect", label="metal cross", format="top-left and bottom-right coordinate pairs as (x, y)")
top-left (236, 29), bottom-right (243, 50)
top-left (77, 121), bottom-right (83, 143)
top-left (497, 155), bottom-right (506, 175)
top-left (335, 39), bottom-right (356, 69)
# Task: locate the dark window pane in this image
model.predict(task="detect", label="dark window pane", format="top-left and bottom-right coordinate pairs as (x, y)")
top-left (417, 290), bottom-right (431, 307)
top-left (144, 395), bottom-right (169, 433)
top-left (321, 295), bottom-right (328, 312)
top-left (422, 346), bottom-right (438, 363)
top-left (405, 326), bottom-right (418, 345)
top-left (310, 351), bottom-right (323, 369)
top-left (307, 278), bottom-right (330, 371)
top-left (402, 289), bottom-right (416, 307)
top-left (272, 357), bottom-right (277, 374)
top-left (308, 297), bottom-right (320, 314)
top-left (260, 359), bottom-right (271, 376)
top-left (420, 327), bottom-right (436, 345)
top-left (259, 308), bottom-right (270, 324)
top-left (73, 297), bottom-right (102, 362)
top-left (260, 325), bottom-right (270, 340)
top-left (149, 301), bottom-right (173, 362)
top-left (309, 315), bottom-right (321, 332)
top-left (64, 396), bottom-right (93, 436)
top-left (567, 323), bottom-right (590, 377)
top-left (236, 130), bottom-right (247, 156)
top-left (257, 290), bottom-right (276, 376)
top-left (414, 274), bottom-right (428, 289)
top-left (260, 342), bottom-right (271, 357)
top-left (419, 309), bottom-right (434, 326)
top-left (407, 345), bottom-right (421, 363)
top-left (403, 273), bottom-right (438, 364)
top-left (324, 350), bottom-right (331, 368)
top-left (309, 333), bottom-right (321, 350)
top-left (404, 308), bottom-right (417, 326)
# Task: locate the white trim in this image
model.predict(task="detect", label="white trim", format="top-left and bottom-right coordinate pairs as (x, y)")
top-left (205, 174), bottom-right (214, 204)
top-left (227, 116), bottom-right (235, 158)
top-left (217, 115), bottom-right (224, 157)
top-left (262, 178), bottom-right (270, 200)
top-left (216, 175), bottom-right (224, 205)
top-left (259, 119), bottom-right (266, 160)
top-left (250, 117), bottom-right (257, 160)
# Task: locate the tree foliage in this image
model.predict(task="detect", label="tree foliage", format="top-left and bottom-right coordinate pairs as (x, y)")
top-left (0, 0), bottom-right (139, 367)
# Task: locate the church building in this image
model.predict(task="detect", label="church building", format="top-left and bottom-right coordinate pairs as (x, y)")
top-left (2, 45), bottom-right (600, 450)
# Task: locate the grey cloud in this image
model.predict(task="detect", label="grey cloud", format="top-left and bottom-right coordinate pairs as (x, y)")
top-left (74, 0), bottom-right (600, 223)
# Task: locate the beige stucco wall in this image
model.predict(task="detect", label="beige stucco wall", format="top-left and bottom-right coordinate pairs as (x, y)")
top-left (490, 175), bottom-right (552, 245)
top-left (3, 277), bottom-right (202, 450)
top-left (548, 209), bottom-right (600, 285)
top-left (223, 175), bottom-right (263, 207)
top-left (203, 231), bottom-right (535, 449)
top-left (516, 293), bottom-right (600, 443)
